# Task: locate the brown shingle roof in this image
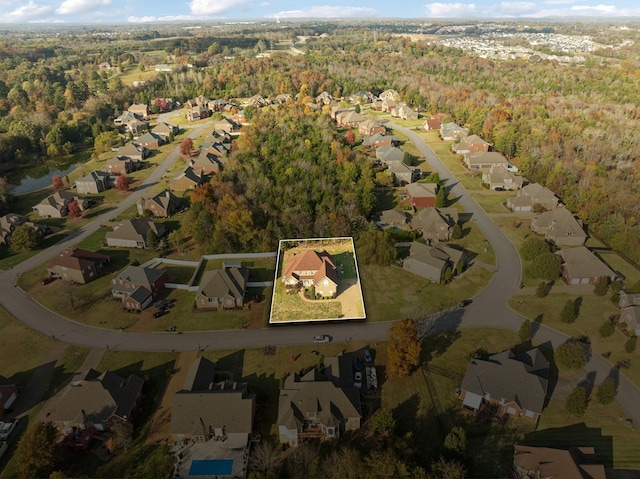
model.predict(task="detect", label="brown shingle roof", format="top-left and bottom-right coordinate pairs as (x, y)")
top-left (49, 248), bottom-right (110, 271)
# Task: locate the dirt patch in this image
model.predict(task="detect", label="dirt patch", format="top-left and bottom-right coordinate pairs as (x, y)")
top-left (247, 301), bottom-right (266, 329)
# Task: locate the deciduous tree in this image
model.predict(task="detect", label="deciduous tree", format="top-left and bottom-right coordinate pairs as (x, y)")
top-left (15, 421), bottom-right (62, 479)
top-left (555, 341), bottom-right (587, 370)
top-left (596, 377), bottom-right (616, 405)
top-left (116, 175), bottom-right (130, 192)
top-left (566, 386), bottom-right (587, 417)
top-left (560, 299), bottom-right (576, 323)
top-left (520, 237), bottom-right (549, 261)
top-left (11, 224), bottom-right (42, 251)
top-left (180, 137), bottom-right (195, 158)
top-left (387, 318), bottom-right (421, 379)
top-left (67, 200), bottom-right (81, 219)
top-left (52, 174), bottom-right (64, 191)
top-left (518, 319), bottom-right (532, 343)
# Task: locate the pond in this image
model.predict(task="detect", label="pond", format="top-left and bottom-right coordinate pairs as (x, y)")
top-left (8, 151), bottom-right (90, 195)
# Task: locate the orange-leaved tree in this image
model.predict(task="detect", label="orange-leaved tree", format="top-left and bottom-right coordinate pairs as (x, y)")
top-left (386, 318), bottom-right (421, 379)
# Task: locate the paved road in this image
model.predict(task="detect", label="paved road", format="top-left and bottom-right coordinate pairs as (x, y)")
top-left (1, 119), bottom-right (639, 427)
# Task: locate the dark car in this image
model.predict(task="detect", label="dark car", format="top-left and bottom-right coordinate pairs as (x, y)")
top-left (354, 356), bottom-right (363, 372)
top-left (153, 310), bottom-right (166, 318)
top-left (363, 349), bottom-right (373, 364)
top-left (458, 299), bottom-right (473, 308)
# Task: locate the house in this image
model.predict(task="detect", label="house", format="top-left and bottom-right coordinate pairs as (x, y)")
top-left (453, 134), bottom-right (490, 154)
top-left (0, 375), bottom-right (18, 412)
top-left (135, 132), bottom-right (165, 149)
top-left (278, 355), bottom-right (361, 447)
top-left (117, 143), bottom-right (148, 161)
top-left (392, 104), bottom-right (418, 120)
top-left (128, 103), bottom-right (148, 119)
top-left (403, 241), bottom-right (464, 283)
top-left (530, 206), bottom-right (587, 246)
top-left (381, 99), bottom-right (398, 114)
top-left (375, 145), bottom-right (405, 165)
top-left (75, 171), bottom-right (111, 194)
top-left (464, 151), bottom-right (509, 171)
top-left (195, 267), bottom-right (249, 310)
top-left (556, 247), bottom-right (617, 285)
top-left (283, 249), bottom-right (339, 298)
top-left (136, 190), bottom-right (180, 217)
top-left (423, 117), bottom-right (442, 131)
top-left (316, 91), bottom-right (334, 105)
top-left (387, 161), bottom-right (421, 186)
top-left (105, 218), bottom-right (165, 249)
top-left (348, 90), bottom-right (375, 104)
top-left (186, 96), bottom-right (209, 109)
top-left (440, 122), bottom-right (469, 141)
top-left (114, 111), bottom-right (148, 134)
top-left (186, 105), bottom-right (210, 122)
top-left (379, 89), bottom-right (400, 102)
top-left (512, 445), bottom-right (606, 479)
top-left (171, 166), bottom-right (204, 191)
top-left (111, 266), bottom-right (167, 310)
top-left (377, 209), bottom-right (410, 228)
top-left (98, 62), bottom-right (111, 70)
top-left (47, 248), bottom-right (111, 285)
top-left (213, 117), bottom-right (240, 133)
top-left (190, 148), bottom-right (226, 175)
top-left (33, 191), bottom-right (87, 218)
top-left (0, 213), bottom-right (49, 245)
top-left (151, 122), bottom-right (178, 140)
top-left (170, 357), bottom-right (255, 444)
top-left (38, 369), bottom-right (143, 434)
top-left (618, 291), bottom-right (640, 309)
top-left (507, 183), bottom-right (559, 212)
top-left (362, 133), bottom-right (397, 149)
top-left (154, 64), bottom-right (173, 72)
top-left (104, 156), bottom-right (140, 176)
top-left (620, 306), bottom-right (640, 336)
top-left (275, 93), bottom-right (293, 105)
top-left (247, 94), bottom-right (268, 108)
top-left (458, 347), bottom-right (549, 421)
top-left (482, 165), bottom-right (524, 191)
top-left (405, 182), bottom-right (438, 209)
top-left (330, 105), bottom-right (353, 120)
top-left (336, 111), bottom-right (367, 128)
top-left (411, 207), bottom-right (459, 242)
top-left (358, 119), bottom-right (385, 136)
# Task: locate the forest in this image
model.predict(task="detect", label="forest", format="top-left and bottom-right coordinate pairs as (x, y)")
top-left (0, 22), bottom-right (639, 263)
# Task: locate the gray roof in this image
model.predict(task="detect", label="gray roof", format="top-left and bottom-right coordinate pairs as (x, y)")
top-left (114, 265), bottom-right (166, 287)
top-left (405, 182), bottom-right (437, 198)
top-left (198, 268), bottom-right (248, 301)
top-left (136, 132), bottom-right (163, 144)
top-left (460, 348), bottom-right (549, 414)
top-left (106, 218), bottom-right (165, 243)
top-left (533, 207), bottom-right (586, 240)
top-left (376, 146), bottom-right (405, 163)
top-left (76, 170), bottom-right (110, 184)
top-left (411, 207), bottom-right (458, 233)
top-left (557, 247), bottom-right (616, 280)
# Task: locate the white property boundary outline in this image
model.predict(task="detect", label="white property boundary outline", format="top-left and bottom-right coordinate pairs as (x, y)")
top-left (269, 237), bottom-right (366, 324)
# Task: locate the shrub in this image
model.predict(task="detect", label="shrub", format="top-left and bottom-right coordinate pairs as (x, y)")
top-left (593, 277), bottom-right (609, 296)
top-left (625, 336), bottom-right (637, 353)
top-left (596, 377), bottom-right (616, 405)
top-left (536, 281), bottom-right (548, 298)
top-left (555, 342), bottom-right (587, 370)
top-left (520, 237), bottom-right (550, 261)
top-left (599, 320), bottom-right (615, 338)
top-left (560, 299), bottom-right (576, 324)
top-left (566, 386), bottom-right (587, 417)
top-left (530, 252), bottom-right (561, 281)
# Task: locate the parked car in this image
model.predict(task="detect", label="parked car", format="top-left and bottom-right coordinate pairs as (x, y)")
top-left (363, 349), bottom-right (373, 364)
top-left (353, 371), bottom-right (362, 389)
top-left (458, 299), bottom-right (473, 308)
top-left (313, 335), bottom-right (331, 344)
top-left (153, 310), bottom-right (166, 318)
top-left (0, 419), bottom-right (18, 441)
top-left (354, 356), bottom-right (363, 372)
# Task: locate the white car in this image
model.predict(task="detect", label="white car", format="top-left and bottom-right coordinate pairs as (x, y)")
top-left (353, 371), bottom-right (362, 389)
top-left (313, 335), bottom-right (331, 344)
top-left (0, 419), bottom-right (18, 441)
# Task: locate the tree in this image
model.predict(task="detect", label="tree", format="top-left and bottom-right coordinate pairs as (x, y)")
top-left (435, 185), bottom-right (446, 207)
top-left (146, 229), bottom-right (159, 250)
top-left (248, 440), bottom-right (283, 479)
top-left (355, 230), bottom-right (396, 266)
top-left (518, 319), bottom-right (532, 343)
top-left (625, 336), bottom-right (637, 353)
top-left (520, 237), bottom-right (549, 261)
top-left (451, 223), bottom-right (462, 240)
top-left (11, 224), bottom-right (42, 251)
top-left (369, 408), bottom-right (396, 437)
top-left (110, 421), bottom-right (133, 453)
top-left (599, 320), bottom-right (614, 338)
top-left (345, 130), bottom-right (355, 147)
top-left (535, 281), bottom-right (548, 298)
top-left (51, 174), bottom-right (64, 191)
top-left (168, 229), bottom-right (184, 254)
top-left (387, 318), bottom-right (421, 379)
top-left (596, 377), bottom-right (616, 405)
top-left (593, 277), bottom-right (609, 296)
top-left (67, 200), bottom-right (82, 219)
top-left (116, 175), bottom-right (130, 192)
top-left (566, 386), bottom-right (587, 417)
top-left (555, 341), bottom-right (587, 370)
top-left (431, 457), bottom-right (466, 479)
top-left (530, 252), bottom-right (561, 281)
top-left (560, 299), bottom-right (576, 323)
top-left (180, 137), bottom-right (195, 158)
top-left (15, 421), bottom-right (62, 479)
top-left (443, 426), bottom-right (466, 455)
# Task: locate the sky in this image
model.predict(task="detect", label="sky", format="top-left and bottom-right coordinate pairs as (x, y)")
top-left (1, 0), bottom-right (639, 24)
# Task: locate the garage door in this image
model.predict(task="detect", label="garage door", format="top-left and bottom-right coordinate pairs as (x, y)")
top-left (571, 278), bottom-right (580, 285)
top-left (581, 278), bottom-right (590, 284)
top-left (507, 407), bottom-right (517, 415)
top-left (525, 410), bottom-right (535, 418)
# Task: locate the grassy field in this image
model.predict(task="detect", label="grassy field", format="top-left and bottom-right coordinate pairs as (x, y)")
top-left (269, 280), bottom-right (343, 322)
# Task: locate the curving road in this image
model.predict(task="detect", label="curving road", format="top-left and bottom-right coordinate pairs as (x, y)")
top-left (1, 119), bottom-right (639, 427)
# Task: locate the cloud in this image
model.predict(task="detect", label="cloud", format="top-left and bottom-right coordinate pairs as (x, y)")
top-left (188, 0), bottom-right (242, 16)
top-left (542, 0), bottom-right (577, 4)
top-left (527, 3), bottom-right (640, 16)
top-left (424, 2), bottom-right (477, 17)
top-left (56, 0), bottom-right (109, 15)
top-left (6, 0), bottom-right (53, 22)
top-left (128, 14), bottom-right (197, 22)
top-left (266, 5), bottom-right (379, 18)
top-left (499, 1), bottom-right (539, 15)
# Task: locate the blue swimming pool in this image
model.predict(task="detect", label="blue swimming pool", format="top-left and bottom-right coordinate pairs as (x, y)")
top-left (189, 459), bottom-right (234, 476)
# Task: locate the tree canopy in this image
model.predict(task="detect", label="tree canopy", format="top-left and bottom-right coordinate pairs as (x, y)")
top-left (387, 318), bottom-right (422, 379)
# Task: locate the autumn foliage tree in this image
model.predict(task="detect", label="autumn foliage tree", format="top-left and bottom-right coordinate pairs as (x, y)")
top-left (116, 175), bottom-right (130, 192)
top-left (15, 421), bottom-right (62, 479)
top-left (180, 137), bottom-right (195, 158)
top-left (387, 318), bottom-right (421, 379)
top-left (51, 174), bottom-right (64, 191)
top-left (67, 199), bottom-right (82, 219)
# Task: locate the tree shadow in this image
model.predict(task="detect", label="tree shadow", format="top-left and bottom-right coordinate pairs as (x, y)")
top-left (535, 341), bottom-right (558, 408)
top-left (574, 296), bottom-right (583, 317)
top-left (578, 370), bottom-right (597, 400)
top-left (531, 314), bottom-right (544, 338)
top-left (420, 327), bottom-right (462, 364)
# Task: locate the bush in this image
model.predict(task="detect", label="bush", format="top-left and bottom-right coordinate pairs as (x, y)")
top-left (566, 386), bottom-right (587, 417)
top-left (596, 377), bottom-right (616, 405)
top-left (625, 336), bottom-right (637, 353)
top-left (530, 252), bottom-right (561, 281)
top-left (536, 281), bottom-right (548, 298)
top-left (555, 341), bottom-right (587, 370)
top-left (560, 299), bottom-right (576, 324)
top-left (520, 237), bottom-right (550, 261)
top-left (599, 320), bottom-right (615, 338)
top-left (593, 277), bottom-right (609, 296)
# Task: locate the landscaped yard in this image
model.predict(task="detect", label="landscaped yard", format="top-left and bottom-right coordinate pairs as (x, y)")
top-left (269, 280), bottom-right (343, 322)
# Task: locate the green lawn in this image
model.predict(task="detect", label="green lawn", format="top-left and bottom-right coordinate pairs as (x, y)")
top-left (598, 251), bottom-right (640, 288)
top-left (269, 279), bottom-right (343, 323)
top-left (156, 264), bottom-right (196, 284)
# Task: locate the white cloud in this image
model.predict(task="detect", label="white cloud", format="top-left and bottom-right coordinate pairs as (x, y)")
top-left (424, 2), bottom-right (477, 17)
top-left (56, 0), bottom-right (109, 15)
top-left (542, 0), bottom-right (577, 4)
top-left (266, 5), bottom-right (379, 18)
top-left (527, 3), bottom-right (640, 16)
top-left (499, 1), bottom-right (538, 15)
top-left (6, 1), bottom-right (53, 22)
top-left (188, 0), bottom-right (241, 16)
top-left (128, 14), bottom-right (197, 22)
